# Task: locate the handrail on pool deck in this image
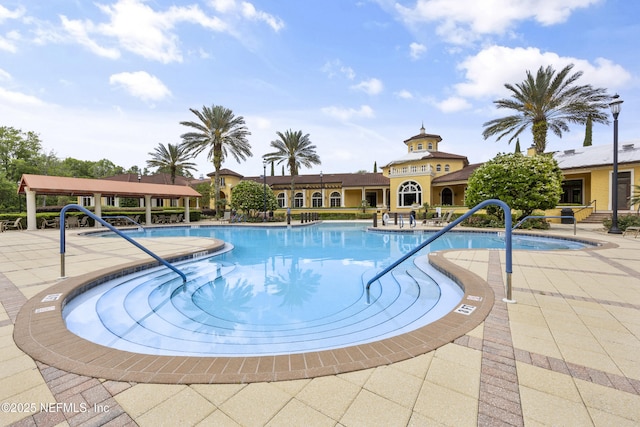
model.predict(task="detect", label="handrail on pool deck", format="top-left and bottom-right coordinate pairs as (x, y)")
top-left (513, 215), bottom-right (576, 235)
top-left (366, 199), bottom-right (515, 304)
top-left (59, 204), bottom-right (187, 284)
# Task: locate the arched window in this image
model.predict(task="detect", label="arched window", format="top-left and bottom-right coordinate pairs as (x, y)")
top-left (398, 181), bottom-right (422, 207)
top-left (444, 164), bottom-right (450, 172)
top-left (312, 191), bottom-right (322, 207)
top-left (417, 143), bottom-right (423, 150)
top-left (330, 191), bottom-right (341, 207)
top-left (277, 193), bottom-right (286, 208)
top-left (428, 143), bottom-right (433, 150)
top-left (294, 192), bottom-right (304, 208)
top-left (436, 164), bottom-right (441, 172)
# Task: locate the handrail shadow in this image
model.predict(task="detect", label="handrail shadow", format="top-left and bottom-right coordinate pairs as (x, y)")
top-left (59, 204), bottom-right (186, 283)
top-left (366, 199), bottom-right (514, 303)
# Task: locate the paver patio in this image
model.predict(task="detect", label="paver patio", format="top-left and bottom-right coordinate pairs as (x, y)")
top-left (1, 221), bottom-right (639, 426)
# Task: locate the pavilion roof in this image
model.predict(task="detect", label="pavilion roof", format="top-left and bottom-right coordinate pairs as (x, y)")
top-left (18, 174), bottom-right (202, 198)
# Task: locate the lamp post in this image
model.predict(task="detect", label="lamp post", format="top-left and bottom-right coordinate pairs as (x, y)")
top-left (319, 171), bottom-right (323, 207)
top-left (262, 159), bottom-right (267, 222)
top-left (609, 94), bottom-right (623, 234)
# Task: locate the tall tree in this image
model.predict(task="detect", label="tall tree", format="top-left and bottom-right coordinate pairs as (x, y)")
top-left (583, 115), bottom-right (593, 146)
top-left (263, 130), bottom-right (321, 207)
top-left (146, 142), bottom-right (197, 184)
top-left (0, 126), bottom-right (42, 181)
top-left (514, 138), bottom-right (521, 153)
top-left (482, 64), bottom-right (610, 154)
top-left (180, 105), bottom-right (252, 215)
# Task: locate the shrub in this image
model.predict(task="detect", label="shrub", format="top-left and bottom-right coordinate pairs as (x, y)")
top-left (603, 214), bottom-right (640, 231)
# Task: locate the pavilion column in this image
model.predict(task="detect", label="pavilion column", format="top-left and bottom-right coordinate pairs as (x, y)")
top-left (184, 197), bottom-right (190, 223)
top-left (145, 195), bottom-right (152, 225)
top-left (93, 193), bottom-right (102, 227)
top-left (25, 188), bottom-right (37, 230)
top-left (341, 189), bottom-right (345, 207)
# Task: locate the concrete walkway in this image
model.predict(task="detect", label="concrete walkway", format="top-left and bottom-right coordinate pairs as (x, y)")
top-left (1, 222), bottom-right (639, 426)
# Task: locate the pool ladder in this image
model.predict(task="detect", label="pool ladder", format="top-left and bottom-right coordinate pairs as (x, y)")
top-left (59, 204), bottom-right (187, 283)
top-left (365, 199), bottom-right (515, 304)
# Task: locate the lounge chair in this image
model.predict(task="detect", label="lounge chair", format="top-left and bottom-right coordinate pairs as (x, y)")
top-left (40, 217), bottom-right (58, 229)
top-left (624, 226), bottom-right (640, 238)
top-left (218, 211), bottom-right (231, 223)
top-left (4, 218), bottom-right (23, 231)
top-left (428, 210), bottom-right (454, 226)
top-left (79, 216), bottom-right (90, 227)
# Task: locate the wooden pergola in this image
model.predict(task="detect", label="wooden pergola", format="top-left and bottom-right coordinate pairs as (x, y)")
top-left (17, 174), bottom-right (202, 230)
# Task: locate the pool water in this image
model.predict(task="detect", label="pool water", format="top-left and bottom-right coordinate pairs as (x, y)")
top-left (63, 223), bottom-right (585, 357)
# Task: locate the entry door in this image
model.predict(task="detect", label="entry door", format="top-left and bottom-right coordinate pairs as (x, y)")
top-left (618, 172), bottom-right (631, 210)
top-left (441, 188), bottom-right (453, 205)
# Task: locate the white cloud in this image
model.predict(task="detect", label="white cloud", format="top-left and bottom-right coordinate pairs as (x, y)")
top-left (53, 0), bottom-right (281, 63)
top-left (454, 45), bottom-right (631, 100)
top-left (321, 105), bottom-right (375, 121)
top-left (240, 2), bottom-right (285, 32)
top-left (0, 5), bottom-right (24, 22)
top-left (0, 87), bottom-right (46, 106)
top-left (395, 90), bottom-right (413, 99)
top-left (396, 0), bottom-right (601, 45)
top-left (0, 68), bottom-right (11, 81)
top-left (60, 16), bottom-right (120, 59)
top-left (351, 78), bottom-right (384, 95)
top-left (435, 96), bottom-right (471, 113)
top-left (409, 42), bottom-right (426, 60)
top-left (322, 59), bottom-right (356, 80)
top-left (109, 71), bottom-right (171, 102)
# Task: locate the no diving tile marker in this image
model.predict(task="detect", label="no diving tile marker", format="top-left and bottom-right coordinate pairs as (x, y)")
top-left (35, 306), bottom-right (55, 314)
top-left (41, 293), bottom-right (62, 302)
top-left (455, 304), bottom-right (477, 315)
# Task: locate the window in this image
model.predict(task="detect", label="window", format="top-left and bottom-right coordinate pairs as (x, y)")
top-left (417, 143), bottom-right (423, 150)
top-left (401, 166), bottom-right (408, 174)
top-left (218, 177), bottom-right (225, 186)
top-left (312, 191), bottom-right (322, 207)
top-left (410, 165), bottom-right (417, 173)
top-left (409, 146), bottom-right (413, 152)
top-left (560, 180), bottom-right (583, 204)
top-left (81, 196), bottom-right (92, 206)
top-left (436, 164), bottom-right (441, 172)
top-left (105, 196), bottom-right (116, 206)
top-left (294, 192), bottom-right (304, 208)
top-left (444, 164), bottom-right (450, 172)
top-left (420, 165), bottom-right (427, 172)
top-left (398, 181), bottom-right (422, 207)
top-left (277, 193), bottom-right (286, 208)
top-left (428, 143), bottom-right (433, 150)
top-left (330, 191), bottom-right (341, 207)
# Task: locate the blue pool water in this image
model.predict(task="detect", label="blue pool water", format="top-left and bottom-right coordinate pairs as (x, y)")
top-left (63, 223), bottom-right (586, 357)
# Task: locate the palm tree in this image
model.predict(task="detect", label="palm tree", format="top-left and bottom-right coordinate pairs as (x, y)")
top-left (263, 129), bottom-right (321, 207)
top-left (146, 142), bottom-right (197, 184)
top-left (482, 64), bottom-right (610, 154)
top-left (180, 105), bottom-right (252, 215)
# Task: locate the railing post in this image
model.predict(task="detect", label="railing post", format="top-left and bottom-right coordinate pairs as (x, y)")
top-left (366, 199), bottom-right (515, 304)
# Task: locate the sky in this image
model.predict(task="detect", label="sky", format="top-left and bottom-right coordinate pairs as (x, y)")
top-left (0, 0), bottom-right (639, 179)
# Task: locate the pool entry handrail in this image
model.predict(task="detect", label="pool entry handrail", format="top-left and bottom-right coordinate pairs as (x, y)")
top-left (512, 215), bottom-right (576, 235)
top-left (59, 204), bottom-right (187, 283)
top-left (366, 199), bottom-right (515, 303)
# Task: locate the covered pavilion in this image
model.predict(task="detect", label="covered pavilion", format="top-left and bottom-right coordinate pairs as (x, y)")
top-left (17, 174), bottom-right (202, 231)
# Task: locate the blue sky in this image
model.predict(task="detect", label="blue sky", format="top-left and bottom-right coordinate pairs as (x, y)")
top-left (0, 0), bottom-right (638, 178)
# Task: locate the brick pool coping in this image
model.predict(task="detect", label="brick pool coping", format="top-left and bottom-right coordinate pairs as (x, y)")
top-left (13, 231), bottom-right (609, 385)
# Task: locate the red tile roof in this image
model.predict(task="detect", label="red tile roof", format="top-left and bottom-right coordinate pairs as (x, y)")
top-left (18, 174), bottom-right (202, 198)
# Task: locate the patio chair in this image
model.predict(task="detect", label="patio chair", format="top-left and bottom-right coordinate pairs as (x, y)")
top-left (623, 226), bottom-right (640, 238)
top-left (5, 218), bottom-right (23, 231)
top-left (430, 210), bottom-right (454, 226)
top-left (79, 216), bottom-right (90, 227)
top-left (66, 216), bottom-right (80, 228)
top-left (40, 217), bottom-right (58, 229)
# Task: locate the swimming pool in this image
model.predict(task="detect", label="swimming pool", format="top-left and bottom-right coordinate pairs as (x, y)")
top-left (63, 223), bottom-right (586, 357)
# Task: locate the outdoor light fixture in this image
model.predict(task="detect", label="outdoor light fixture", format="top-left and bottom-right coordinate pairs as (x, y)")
top-left (262, 159), bottom-right (267, 222)
top-left (608, 94), bottom-right (623, 234)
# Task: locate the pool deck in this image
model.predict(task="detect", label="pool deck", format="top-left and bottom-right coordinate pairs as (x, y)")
top-left (1, 221), bottom-right (639, 426)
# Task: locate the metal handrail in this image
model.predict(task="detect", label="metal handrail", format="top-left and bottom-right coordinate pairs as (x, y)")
top-left (59, 204), bottom-right (186, 283)
top-left (573, 199), bottom-right (597, 215)
top-left (366, 199), bottom-right (514, 303)
top-left (513, 215), bottom-right (576, 235)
